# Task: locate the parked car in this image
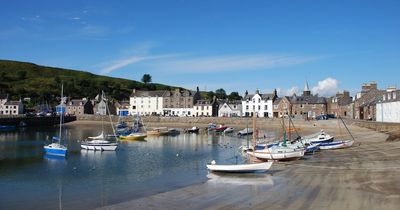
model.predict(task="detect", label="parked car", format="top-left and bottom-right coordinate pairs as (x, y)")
top-left (316, 115), bottom-right (328, 120)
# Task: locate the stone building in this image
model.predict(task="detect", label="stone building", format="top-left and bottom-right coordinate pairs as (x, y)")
top-left (66, 99), bottom-right (93, 116)
top-left (162, 88), bottom-right (201, 116)
top-left (354, 82), bottom-right (385, 120)
top-left (93, 92), bottom-right (117, 115)
top-left (273, 96), bottom-right (291, 118)
top-left (376, 87), bottom-right (400, 123)
top-left (289, 82), bottom-right (327, 119)
top-left (327, 91), bottom-right (353, 118)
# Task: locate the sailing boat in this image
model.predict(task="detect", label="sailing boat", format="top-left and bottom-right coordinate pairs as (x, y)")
top-left (319, 116), bottom-right (354, 150)
top-left (81, 91), bottom-right (119, 151)
top-left (247, 116), bottom-right (305, 161)
top-left (44, 84), bottom-right (68, 157)
top-left (207, 112), bottom-right (274, 173)
top-left (119, 113), bottom-right (147, 141)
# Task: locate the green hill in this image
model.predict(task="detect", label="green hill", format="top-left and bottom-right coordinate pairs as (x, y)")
top-left (0, 60), bottom-right (177, 106)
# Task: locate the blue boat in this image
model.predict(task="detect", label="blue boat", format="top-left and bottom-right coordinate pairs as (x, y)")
top-left (44, 84), bottom-right (68, 157)
top-left (0, 125), bottom-right (16, 131)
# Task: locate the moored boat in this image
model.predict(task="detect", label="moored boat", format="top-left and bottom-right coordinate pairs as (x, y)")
top-left (44, 85), bottom-right (68, 157)
top-left (319, 140), bottom-right (354, 150)
top-left (238, 128), bottom-right (253, 137)
top-left (187, 126), bottom-right (199, 134)
top-left (223, 127), bottom-right (234, 134)
top-left (0, 125), bottom-right (16, 131)
top-left (80, 91), bottom-right (119, 151)
top-left (81, 139), bottom-right (119, 151)
top-left (119, 132), bottom-right (147, 141)
top-left (167, 128), bottom-right (180, 136)
top-left (147, 127), bottom-right (169, 136)
top-left (206, 160), bottom-right (273, 173)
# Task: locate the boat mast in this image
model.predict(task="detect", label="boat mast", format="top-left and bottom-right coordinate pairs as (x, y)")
top-left (104, 91), bottom-right (118, 141)
top-left (252, 110), bottom-right (256, 149)
top-left (59, 84), bottom-right (63, 145)
top-left (282, 117), bottom-right (287, 147)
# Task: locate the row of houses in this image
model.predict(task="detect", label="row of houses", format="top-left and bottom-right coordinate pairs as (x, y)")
top-left (1, 81), bottom-right (399, 123)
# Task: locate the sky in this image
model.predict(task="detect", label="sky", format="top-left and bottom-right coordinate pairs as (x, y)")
top-left (1, 0), bottom-right (399, 97)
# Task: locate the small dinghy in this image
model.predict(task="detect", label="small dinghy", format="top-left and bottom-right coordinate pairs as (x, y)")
top-left (187, 126), bottom-right (199, 134)
top-left (206, 160), bottom-right (273, 173)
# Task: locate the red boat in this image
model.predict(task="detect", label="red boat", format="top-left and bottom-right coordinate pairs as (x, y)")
top-left (215, 124), bottom-right (228, 132)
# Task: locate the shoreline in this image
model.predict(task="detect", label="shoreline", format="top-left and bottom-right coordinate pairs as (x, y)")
top-left (98, 121), bottom-right (400, 210)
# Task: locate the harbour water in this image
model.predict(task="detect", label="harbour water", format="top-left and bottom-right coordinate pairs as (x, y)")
top-left (0, 124), bottom-right (268, 209)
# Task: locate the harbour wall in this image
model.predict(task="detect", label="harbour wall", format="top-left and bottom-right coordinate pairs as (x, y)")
top-left (0, 116), bottom-right (77, 127)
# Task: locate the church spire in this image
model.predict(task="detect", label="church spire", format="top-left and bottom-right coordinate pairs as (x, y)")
top-left (304, 80), bottom-right (310, 92)
top-left (303, 80), bottom-right (311, 97)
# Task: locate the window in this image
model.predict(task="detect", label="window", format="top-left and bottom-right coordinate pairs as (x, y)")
top-left (252, 99), bottom-right (255, 103)
top-left (258, 105), bottom-right (260, 110)
top-left (274, 105), bottom-right (278, 109)
top-left (258, 98), bottom-right (261, 103)
top-left (253, 105), bottom-right (255, 110)
top-left (246, 105), bottom-right (249, 110)
top-left (388, 94), bottom-right (391, 100)
top-left (265, 105), bottom-right (268, 110)
top-left (224, 105), bottom-right (227, 108)
top-left (233, 105), bottom-right (236, 109)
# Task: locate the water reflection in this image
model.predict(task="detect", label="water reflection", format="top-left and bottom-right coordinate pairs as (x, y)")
top-left (0, 124), bottom-right (279, 209)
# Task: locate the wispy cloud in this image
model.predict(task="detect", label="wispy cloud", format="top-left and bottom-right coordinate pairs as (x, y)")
top-left (100, 54), bottom-right (178, 75)
top-left (150, 54), bottom-right (321, 73)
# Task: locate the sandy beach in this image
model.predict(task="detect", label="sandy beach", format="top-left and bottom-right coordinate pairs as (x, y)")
top-left (94, 119), bottom-right (400, 210)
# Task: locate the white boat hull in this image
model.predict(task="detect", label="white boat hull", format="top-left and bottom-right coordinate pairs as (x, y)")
top-left (319, 140), bottom-right (354, 150)
top-left (206, 161), bottom-right (273, 173)
top-left (248, 149), bottom-right (305, 161)
top-left (81, 142), bottom-right (118, 151)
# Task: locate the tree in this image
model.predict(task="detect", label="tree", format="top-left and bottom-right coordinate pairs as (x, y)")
top-left (215, 88), bottom-right (227, 99)
top-left (228, 92), bottom-right (242, 100)
top-left (141, 74), bottom-right (152, 84)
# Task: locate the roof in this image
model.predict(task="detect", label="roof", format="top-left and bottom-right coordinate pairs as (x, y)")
top-left (290, 95), bottom-right (327, 104)
top-left (4, 101), bottom-right (21, 105)
top-left (131, 90), bottom-right (168, 97)
top-left (379, 90), bottom-right (400, 103)
top-left (357, 89), bottom-right (386, 107)
top-left (68, 99), bottom-right (88, 106)
top-left (244, 93), bottom-right (275, 101)
top-left (195, 100), bottom-right (212, 106)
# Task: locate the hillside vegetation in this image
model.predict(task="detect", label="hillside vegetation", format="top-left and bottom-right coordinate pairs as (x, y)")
top-left (0, 60), bottom-right (176, 106)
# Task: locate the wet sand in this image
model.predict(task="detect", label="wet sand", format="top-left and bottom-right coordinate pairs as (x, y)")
top-left (95, 119), bottom-right (400, 210)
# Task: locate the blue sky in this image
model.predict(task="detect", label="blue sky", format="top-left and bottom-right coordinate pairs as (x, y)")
top-left (1, 0), bottom-right (399, 97)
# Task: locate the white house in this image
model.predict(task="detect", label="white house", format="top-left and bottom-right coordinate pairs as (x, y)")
top-left (241, 90), bottom-right (276, 118)
top-left (193, 100), bottom-right (214, 117)
top-left (129, 89), bottom-right (165, 116)
top-left (376, 89), bottom-right (400, 123)
top-left (218, 100), bottom-right (242, 117)
top-left (1, 100), bottom-right (24, 115)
